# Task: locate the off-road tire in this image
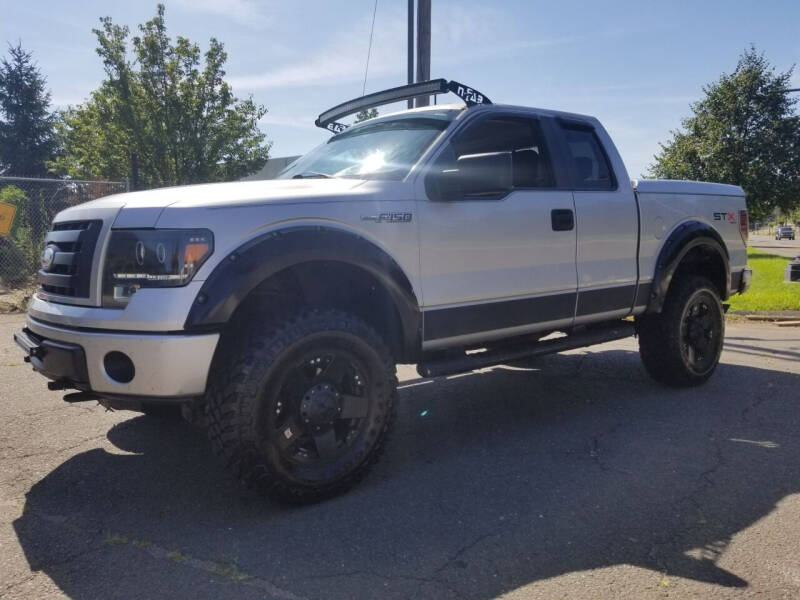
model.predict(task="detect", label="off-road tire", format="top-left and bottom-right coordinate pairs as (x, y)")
top-left (205, 309), bottom-right (397, 503)
top-left (636, 276), bottom-right (725, 387)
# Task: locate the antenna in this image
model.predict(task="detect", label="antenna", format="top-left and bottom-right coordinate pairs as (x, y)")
top-left (362, 0), bottom-right (379, 96)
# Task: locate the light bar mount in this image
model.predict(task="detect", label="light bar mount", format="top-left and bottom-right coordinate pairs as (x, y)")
top-left (315, 78), bottom-right (491, 133)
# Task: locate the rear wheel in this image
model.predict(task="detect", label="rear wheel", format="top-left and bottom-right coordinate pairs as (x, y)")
top-left (636, 276), bottom-right (725, 387)
top-left (206, 309), bottom-right (396, 503)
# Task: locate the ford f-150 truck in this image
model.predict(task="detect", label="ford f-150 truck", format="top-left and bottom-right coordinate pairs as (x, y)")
top-left (14, 79), bottom-right (752, 502)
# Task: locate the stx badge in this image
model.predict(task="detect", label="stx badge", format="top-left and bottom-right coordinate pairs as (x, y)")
top-left (713, 212), bottom-right (736, 222)
top-left (361, 212), bottom-right (413, 223)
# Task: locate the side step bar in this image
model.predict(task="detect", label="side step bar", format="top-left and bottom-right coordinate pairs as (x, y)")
top-left (417, 321), bottom-right (636, 378)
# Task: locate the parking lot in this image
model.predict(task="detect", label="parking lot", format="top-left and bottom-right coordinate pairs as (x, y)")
top-left (1, 313), bottom-right (799, 599)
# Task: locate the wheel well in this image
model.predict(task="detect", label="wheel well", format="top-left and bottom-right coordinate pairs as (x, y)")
top-left (670, 244), bottom-right (728, 301)
top-left (219, 261), bottom-right (408, 361)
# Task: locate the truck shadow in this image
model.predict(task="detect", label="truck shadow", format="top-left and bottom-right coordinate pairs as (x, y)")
top-left (12, 348), bottom-right (800, 599)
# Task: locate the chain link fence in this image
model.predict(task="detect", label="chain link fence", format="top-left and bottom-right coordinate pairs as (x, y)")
top-left (0, 176), bottom-right (128, 291)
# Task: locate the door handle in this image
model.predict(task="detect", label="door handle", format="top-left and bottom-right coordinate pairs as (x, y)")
top-left (551, 209), bottom-right (574, 231)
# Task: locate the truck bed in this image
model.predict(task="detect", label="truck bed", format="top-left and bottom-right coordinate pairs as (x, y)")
top-left (633, 179), bottom-right (744, 197)
top-left (632, 179), bottom-right (748, 293)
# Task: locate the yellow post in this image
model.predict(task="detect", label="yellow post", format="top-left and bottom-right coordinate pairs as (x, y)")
top-left (0, 202), bottom-right (17, 236)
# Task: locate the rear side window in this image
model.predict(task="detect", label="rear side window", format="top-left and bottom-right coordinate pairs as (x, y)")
top-left (561, 126), bottom-right (614, 190)
top-left (448, 116), bottom-right (555, 189)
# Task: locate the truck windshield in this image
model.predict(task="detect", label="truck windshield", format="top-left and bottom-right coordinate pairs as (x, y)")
top-left (278, 111), bottom-right (457, 181)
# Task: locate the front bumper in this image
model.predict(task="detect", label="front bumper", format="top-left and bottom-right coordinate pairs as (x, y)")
top-left (14, 328), bottom-right (90, 386)
top-left (16, 317), bottom-right (219, 399)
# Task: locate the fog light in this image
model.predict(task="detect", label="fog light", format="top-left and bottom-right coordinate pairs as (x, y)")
top-left (104, 351), bottom-right (135, 383)
top-left (113, 283), bottom-right (139, 302)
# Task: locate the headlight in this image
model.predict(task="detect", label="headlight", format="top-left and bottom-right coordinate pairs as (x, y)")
top-left (102, 229), bottom-right (213, 307)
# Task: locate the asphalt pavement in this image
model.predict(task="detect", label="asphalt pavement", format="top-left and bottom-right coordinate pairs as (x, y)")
top-left (1, 313), bottom-right (799, 599)
top-left (749, 234), bottom-right (800, 259)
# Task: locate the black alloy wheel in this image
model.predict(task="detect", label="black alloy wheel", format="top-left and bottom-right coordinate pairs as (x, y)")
top-left (679, 290), bottom-right (723, 377)
top-left (271, 349), bottom-right (373, 466)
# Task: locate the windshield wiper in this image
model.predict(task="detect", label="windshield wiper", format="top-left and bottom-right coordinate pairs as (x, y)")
top-left (291, 172), bottom-right (332, 179)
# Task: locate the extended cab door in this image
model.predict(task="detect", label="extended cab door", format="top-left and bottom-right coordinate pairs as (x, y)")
top-left (417, 113), bottom-right (578, 348)
top-left (553, 119), bottom-right (639, 322)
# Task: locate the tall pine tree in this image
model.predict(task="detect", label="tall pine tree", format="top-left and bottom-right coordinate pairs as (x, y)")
top-left (0, 43), bottom-right (57, 175)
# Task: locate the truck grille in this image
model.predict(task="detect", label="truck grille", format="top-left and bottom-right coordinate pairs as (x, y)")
top-left (38, 220), bottom-right (103, 298)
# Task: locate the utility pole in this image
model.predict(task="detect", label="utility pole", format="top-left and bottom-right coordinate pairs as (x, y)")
top-left (407, 0), bottom-right (415, 108)
top-left (415, 0), bottom-right (431, 107)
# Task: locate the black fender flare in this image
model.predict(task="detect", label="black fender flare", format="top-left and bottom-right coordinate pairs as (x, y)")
top-left (184, 226), bottom-right (421, 356)
top-left (647, 221), bottom-right (730, 313)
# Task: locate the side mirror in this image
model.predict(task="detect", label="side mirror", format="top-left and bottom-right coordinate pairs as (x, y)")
top-left (428, 168), bottom-right (462, 201)
top-left (427, 151), bottom-right (513, 201)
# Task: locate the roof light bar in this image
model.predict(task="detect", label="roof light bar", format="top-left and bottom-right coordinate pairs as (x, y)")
top-left (315, 78), bottom-right (491, 133)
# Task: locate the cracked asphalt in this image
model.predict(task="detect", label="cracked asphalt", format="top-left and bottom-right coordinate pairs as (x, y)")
top-left (1, 312), bottom-right (799, 599)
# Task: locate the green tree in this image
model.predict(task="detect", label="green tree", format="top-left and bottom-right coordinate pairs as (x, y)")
top-left (354, 108), bottom-right (378, 123)
top-left (649, 47), bottom-right (800, 221)
top-left (0, 43), bottom-right (57, 175)
top-left (53, 4), bottom-right (270, 188)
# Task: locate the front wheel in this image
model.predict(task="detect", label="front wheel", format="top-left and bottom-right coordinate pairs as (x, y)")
top-left (206, 309), bottom-right (397, 503)
top-left (636, 276), bottom-right (725, 387)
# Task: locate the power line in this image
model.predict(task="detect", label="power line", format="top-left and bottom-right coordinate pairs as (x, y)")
top-left (362, 0), bottom-right (379, 97)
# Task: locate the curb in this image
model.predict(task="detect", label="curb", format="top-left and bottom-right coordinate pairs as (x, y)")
top-left (728, 310), bottom-right (800, 326)
top-left (728, 310), bottom-right (800, 319)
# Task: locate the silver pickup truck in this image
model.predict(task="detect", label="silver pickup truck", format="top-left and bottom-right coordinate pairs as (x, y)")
top-left (15, 79), bottom-right (752, 502)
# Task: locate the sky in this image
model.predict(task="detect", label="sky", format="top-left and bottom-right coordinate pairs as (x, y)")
top-left (2, 0), bottom-right (799, 178)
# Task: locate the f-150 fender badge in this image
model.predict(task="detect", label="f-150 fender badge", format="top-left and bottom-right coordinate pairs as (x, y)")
top-left (713, 212), bottom-right (737, 222)
top-left (361, 212), bottom-right (413, 223)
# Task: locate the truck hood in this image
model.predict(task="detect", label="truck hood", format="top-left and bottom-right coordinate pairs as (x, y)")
top-left (55, 178), bottom-right (369, 228)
